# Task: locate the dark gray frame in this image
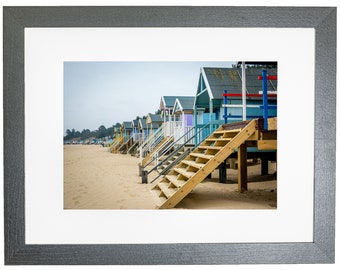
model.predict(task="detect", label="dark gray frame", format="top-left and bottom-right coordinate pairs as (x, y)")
top-left (3, 6), bottom-right (336, 265)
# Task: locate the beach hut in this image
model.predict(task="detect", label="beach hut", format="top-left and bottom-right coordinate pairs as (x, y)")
top-left (194, 66), bottom-right (277, 139)
top-left (138, 118), bottom-right (148, 141)
top-left (159, 96), bottom-right (178, 122)
top-left (172, 96), bottom-right (195, 127)
top-left (126, 119), bottom-right (143, 155)
top-left (112, 123), bottom-right (121, 141)
top-left (172, 96), bottom-right (195, 144)
top-left (131, 119), bottom-right (140, 141)
top-left (116, 121), bottom-right (134, 153)
top-left (145, 113), bottom-right (163, 135)
top-left (160, 95), bottom-right (196, 137)
top-left (120, 121), bottom-right (132, 142)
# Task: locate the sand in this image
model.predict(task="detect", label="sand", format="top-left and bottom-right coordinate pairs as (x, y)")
top-left (64, 145), bottom-right (277, 210)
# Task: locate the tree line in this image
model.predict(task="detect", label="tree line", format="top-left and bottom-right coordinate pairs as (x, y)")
top-left (64, 124), bottom-right (119, 141)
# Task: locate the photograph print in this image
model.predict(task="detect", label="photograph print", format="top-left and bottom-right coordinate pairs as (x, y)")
top-left (64, 61), bottom-right (278, 210)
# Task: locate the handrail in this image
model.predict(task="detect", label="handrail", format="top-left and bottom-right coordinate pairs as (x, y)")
top-left (127, 140), bottom-right (140, 154)
top-left (144, 125), bottom-right (196, 168)
top-left (142, 137), bottom-right (173, 168)
top-left (138, 124), bottom-right (165, 162)
top-left (144, 122), bottom-right (211, 179)
top-left (150, 148), bottom-right (191, 183)
top-left (153, 126), bottom-right (195, 162)
top-left (117, 134), bottom-right (133, 152)
top-left (137, 124), bottom-right (164, 152)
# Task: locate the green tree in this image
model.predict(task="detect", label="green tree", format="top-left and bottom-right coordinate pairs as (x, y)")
top-left (97, 125), bottom-right (107, 138)
top-left (81, 129), bottom-right (91, 140)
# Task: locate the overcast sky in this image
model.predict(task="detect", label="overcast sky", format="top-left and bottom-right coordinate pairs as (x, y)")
top-left (64, 61), bottom-right (234, 132)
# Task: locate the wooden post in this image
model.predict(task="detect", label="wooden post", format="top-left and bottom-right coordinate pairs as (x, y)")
top-left (229, 158), bottom-right (236, 169)
top-left (219, 159), bottom-right (227, 183)
top-left (194, 105), bottom-right (198, 146)
top-left (261, 157), bottom-right (269, 175)
top-left (141, 170), bottom-right (148, 184)
top-left (238, 143), bottom-right (247, 192)
top-left (209, 99), bottom-right (213, 133)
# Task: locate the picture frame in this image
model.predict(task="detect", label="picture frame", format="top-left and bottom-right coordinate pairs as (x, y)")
top-left (3, 6), bottom-right (336, 264)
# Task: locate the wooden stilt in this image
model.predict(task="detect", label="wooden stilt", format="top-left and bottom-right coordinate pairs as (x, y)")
top-left (219, 160), bottom-right (227, 183)
top-left (238, 143), bottom-right (247, 192)
top-left (261, 157), bottom-right (269, 175)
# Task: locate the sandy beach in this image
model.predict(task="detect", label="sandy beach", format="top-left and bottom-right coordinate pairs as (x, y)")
top-left (64, 145), bottom-right (277, 209)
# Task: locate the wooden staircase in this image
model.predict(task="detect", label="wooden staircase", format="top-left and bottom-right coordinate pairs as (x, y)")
top-left (110, 137), bottom-right (124, 153)
top-left (151, 119), bottom-right (257, 209)
top-left (118, 136), bottom-right (133, 154)
top-left (157, 147), bottom-right (187, 174)
top-left (127, 140), bottom-right (139, 155)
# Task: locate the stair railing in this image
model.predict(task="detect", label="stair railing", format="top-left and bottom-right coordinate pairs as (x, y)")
top-left (150, 148), bottom-right (191, 183)
top-left (117, 134), bottom-right (134, 152)
top-left (138, 124), bottom-right (165, 163)
top-left (153, 126), bottom-right (195, 164)
top-left (127, 132), bottom-right (144, 154)
top-left (144, 125), bottom-right (194, 169)
top-left (141, 122), bottom-right (211, 183)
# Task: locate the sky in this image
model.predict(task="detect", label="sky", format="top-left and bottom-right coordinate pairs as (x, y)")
top-left (64, 61), bottom-right (234, 132)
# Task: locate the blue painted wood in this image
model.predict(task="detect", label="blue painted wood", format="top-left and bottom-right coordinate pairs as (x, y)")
top-left (262, 69), bottom-right (269, 130)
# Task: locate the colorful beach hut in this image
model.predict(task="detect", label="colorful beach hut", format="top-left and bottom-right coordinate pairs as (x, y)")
top-left (112, 123), bottom-right (121, 141)
top-left (159, 96), bottom-right (178, 122)
top-left (145, 113), bottom-right (163, 135)
top-left (172, 96), bottom-right (195, 127)
top-left (138, 118), bottom-right (148, 141)
top-left (120, 121), bottom-right (132, 142)
top-left (194, 66), bottom-right (277, 138)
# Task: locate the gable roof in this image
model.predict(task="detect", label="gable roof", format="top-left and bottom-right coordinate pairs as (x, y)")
top-left (131, 119), bottom-right (139, 127)
top-left (146, 113), bottom-right (163, 124)
top-left (113, 123), bottom-right (121, 133)
top-left (121, 121), bottom-right (132, 130)
top-left (138, 118), bottom-right (147, 129)
top-left (160, 96), bottom-right (178, 110)
top-left (173, 96), bottom-right (195, 113)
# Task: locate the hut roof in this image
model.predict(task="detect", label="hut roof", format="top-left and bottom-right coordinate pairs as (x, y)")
top-left (146, 113), bottom-right (163, 125)
top-left (160, 96), bottom-right (178, 110)
top-left (173, 96), bottom-right (195, 113)
top-left (121, 121), bottom-right (132, 130)
top-left (131, 119), bottom-right (139, 127)
top-left (138, 118), bottom-right (147, 129)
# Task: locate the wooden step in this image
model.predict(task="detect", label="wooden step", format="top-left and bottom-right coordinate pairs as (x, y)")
top-left (181, 160), bottom-right (205, 169)
top-left (157, 165), bottom-right (166, 171)
top-left (174, 168), bottom-right (196, 178)
top-left (151, 185), bottom-right (166, 197)
top-left (190, 153), bottom-right (214, 160)
top-left (198, 145), bottom-right (222, 151)
top-left (205, 138), bottom-right (232, 143)
top-left (213, 129), bottom-right (241, 135)
top-left (157, 181), bottom-right (176, 199)
top-left (164, 175), bottom-right (186, 188)
top-left (150, 188), bottom-right (167, 205)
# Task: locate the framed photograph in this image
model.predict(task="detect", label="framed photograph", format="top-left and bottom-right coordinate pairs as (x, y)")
top-left (3, 6), bottom-right (336, 264)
